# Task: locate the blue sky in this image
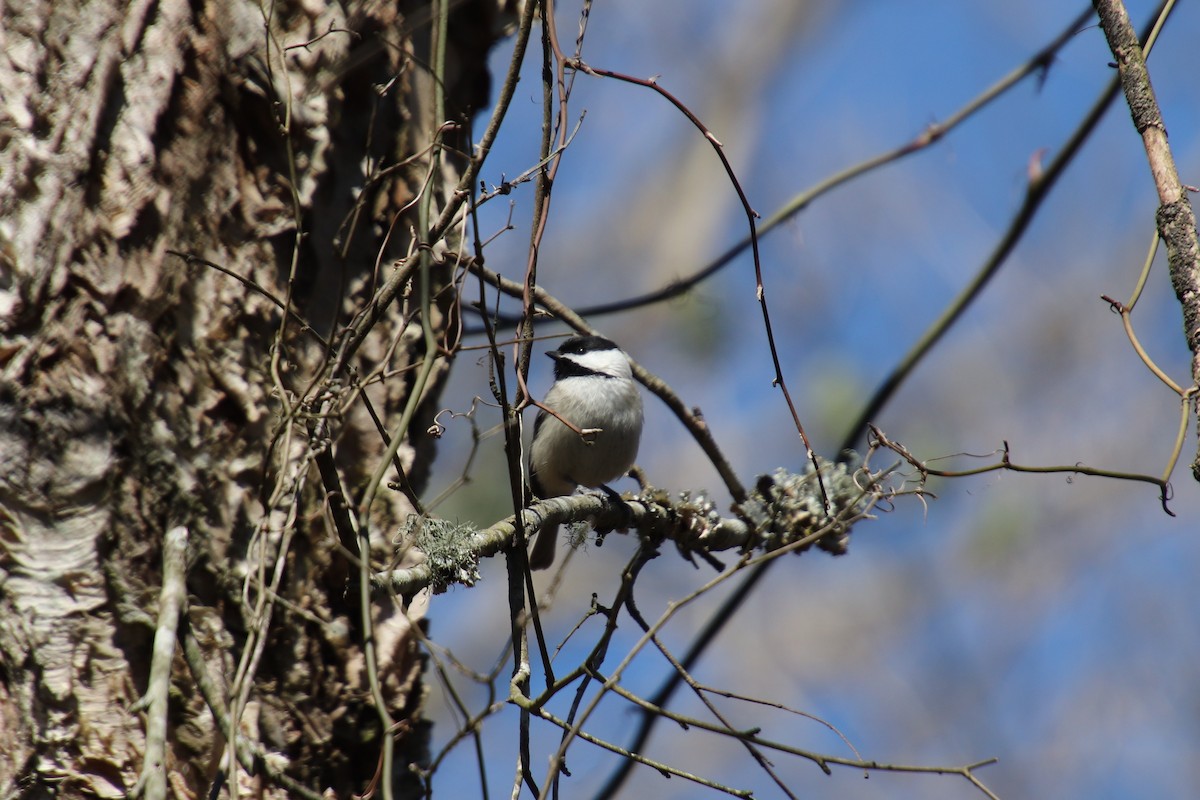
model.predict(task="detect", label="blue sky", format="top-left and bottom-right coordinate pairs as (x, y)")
top-left (424, 2), bottom-right (1200, 797)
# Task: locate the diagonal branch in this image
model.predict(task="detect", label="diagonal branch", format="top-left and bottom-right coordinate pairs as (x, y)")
top-left (839, 0), bottom-right (1177, 456)
top-left (1091, 0), bottom-right (1200, 480)
top-left (463, 5), bottom-right (1095, 331)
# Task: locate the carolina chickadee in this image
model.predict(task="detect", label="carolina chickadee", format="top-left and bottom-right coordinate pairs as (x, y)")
top-left (528, 335), bottom-right (644, 570)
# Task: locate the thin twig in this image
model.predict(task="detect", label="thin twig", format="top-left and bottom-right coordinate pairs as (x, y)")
top-left (869, 425), bottom-right (1174, 515)
top-left (621, 587), bottom-right (800, 799)
top-left (1101, 294), bottom-right (1184, 394)
top-left (131, 526), bottom-right (189, 800)
top-left (465, 6), bottom-right (1094, 329)
top-left (165, 251), bottom-right (328, 349)
top-left (511, 699), bottom-right (755, 798)
top-left (594, 9), bottom-right (1149, 795)
top-left (566, 58), bottom-right (827, 510)
top-left (838, 0), bottom-right (1176, 456)
top-left (180, 622), bottom-right (327, 800)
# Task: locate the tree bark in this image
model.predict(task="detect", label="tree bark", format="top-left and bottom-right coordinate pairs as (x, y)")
top-left (0, 0), bottom-right (502, 796)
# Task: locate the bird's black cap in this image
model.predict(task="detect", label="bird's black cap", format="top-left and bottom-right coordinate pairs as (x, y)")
top-left (549, 335), bottom-right (620, 358)
top-left (547, 335), bottom-right (623, 379)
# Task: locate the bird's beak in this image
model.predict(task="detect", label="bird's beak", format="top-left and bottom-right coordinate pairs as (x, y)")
top-left (546, 351), bottom-right (562, 361)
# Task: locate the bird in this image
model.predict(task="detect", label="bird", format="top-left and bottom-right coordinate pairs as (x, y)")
top-left (528, 335), bottom-right (644, 570)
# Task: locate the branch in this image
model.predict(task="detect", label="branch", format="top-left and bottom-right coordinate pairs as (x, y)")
top-left (869, 425), bottom-right (1175, 515)
top-left (513, 698), bottom-right (754, 798)
top-left (839, 0), bottom-right (1177, 456)
top-left (180, 619), bottom-right (326, 800)
top-left (131, 526), bottom-right (189, 800)
top-left (464, 6), bottom-right (1094, 330)
top-left (377, 460), bottom-right (888, 596)
top-left (1091, 0), bottom-right (1200, 479)
top-left (551, 59), bottom-right (827, 506)
top-left (595, 678), bottom-right (1000, 799)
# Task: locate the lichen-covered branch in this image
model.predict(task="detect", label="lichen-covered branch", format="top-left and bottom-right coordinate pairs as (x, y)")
top-left (377, 460), bottom-right (901, 597)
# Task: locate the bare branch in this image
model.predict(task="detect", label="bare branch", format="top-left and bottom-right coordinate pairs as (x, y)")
top-left (130, 526), bottom-right (189, 800)
top-left (1091, 0), bottom-right (1200, 479)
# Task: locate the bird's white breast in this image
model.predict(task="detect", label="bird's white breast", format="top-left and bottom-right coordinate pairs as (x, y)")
top-left (530, 372), bottom-right (643, 495)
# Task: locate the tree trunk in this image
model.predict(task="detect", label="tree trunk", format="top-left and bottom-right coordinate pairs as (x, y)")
top-left (0, 0), bottom-right (501, 796)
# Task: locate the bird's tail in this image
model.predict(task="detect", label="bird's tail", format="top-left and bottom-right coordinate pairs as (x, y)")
top-left (528, 523), bottom-right (558, 571)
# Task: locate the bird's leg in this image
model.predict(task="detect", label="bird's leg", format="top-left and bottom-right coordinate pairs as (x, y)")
top-left (590, 483), bottom-right (635, 543)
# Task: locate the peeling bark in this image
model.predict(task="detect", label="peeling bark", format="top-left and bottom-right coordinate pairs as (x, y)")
top-left (0, 0), bottom-right (503, 796)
